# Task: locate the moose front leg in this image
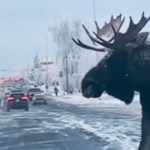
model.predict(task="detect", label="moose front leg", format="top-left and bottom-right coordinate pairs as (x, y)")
top-left (138, 90), bottom-right (150, 150)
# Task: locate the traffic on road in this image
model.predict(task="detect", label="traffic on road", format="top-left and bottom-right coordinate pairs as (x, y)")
top-left (0, 78), bottom-right (140, 150)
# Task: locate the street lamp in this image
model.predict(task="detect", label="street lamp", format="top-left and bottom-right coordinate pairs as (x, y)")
top-left (93, 0), bottom-right (96, 21)
top-left (92, 0), bottom-right (99, 62)
top-left (40, 34), bottom-right (54, 89)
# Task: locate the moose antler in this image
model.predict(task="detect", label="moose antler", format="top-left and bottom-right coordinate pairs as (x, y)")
top-left (72, 38), bottom-right (106, 52)
top-left (72, 14), bottom-right (125, 51)
top-left (95, 14), bottom-right (125, 41)
top-left (73, 12), bottom-right (150, 52)
top-left (95, 12), bottom-right (150, 49)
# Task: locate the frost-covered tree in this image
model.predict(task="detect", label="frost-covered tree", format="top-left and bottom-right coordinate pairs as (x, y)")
top-left (49, 17), bottom-right (105, 93)
top-left (30, 52), bottom-right (42, 85)
top-left (49, 18), bottom-right (83, 93)
top-left (33, 52), bottom-right (40, 69)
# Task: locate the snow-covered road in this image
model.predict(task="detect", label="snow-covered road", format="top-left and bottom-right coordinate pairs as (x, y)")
top-left (0, 94), bottom-right (141, 150)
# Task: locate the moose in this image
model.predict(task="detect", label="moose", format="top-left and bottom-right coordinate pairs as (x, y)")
top-left (72, 12), bottom-right (150, 150)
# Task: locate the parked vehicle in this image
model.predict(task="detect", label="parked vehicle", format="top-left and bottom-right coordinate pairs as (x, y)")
top-left (6, 92), bottom-right (29, 112)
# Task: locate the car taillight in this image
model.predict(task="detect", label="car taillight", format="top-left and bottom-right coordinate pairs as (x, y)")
top-left (7, 97), bottom-right (14, 102)
top-left (21, 96), bottom-right (28, 101)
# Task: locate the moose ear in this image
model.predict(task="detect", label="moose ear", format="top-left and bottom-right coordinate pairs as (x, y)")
top-left (136, 32), bottom-right (149, 45)
top-left (125, 32), bottom-right (149, 50)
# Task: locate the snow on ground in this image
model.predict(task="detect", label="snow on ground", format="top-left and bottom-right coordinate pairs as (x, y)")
top-left (50, 93), bottom-right (141, 116)
top-left (0, 103), bottom-right (140, 150)
top-left (52, 114), bottom-right (140, 150)
top-left (48, 93), bottom-right (141, 150)
top-left (0, 92), bottom-right (142, 150)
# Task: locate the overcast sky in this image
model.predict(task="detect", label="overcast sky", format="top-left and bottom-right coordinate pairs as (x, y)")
top-left (0, 0), bottom-right (150, 76)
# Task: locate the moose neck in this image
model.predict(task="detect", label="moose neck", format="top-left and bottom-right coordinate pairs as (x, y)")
top-left (139, 89), bottom-right (150, 150)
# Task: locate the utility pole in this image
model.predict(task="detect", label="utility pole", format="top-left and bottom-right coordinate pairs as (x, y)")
top-left (26, 63), bottom-right (29, 79)
top-left (65, 53), bottom-right (69, 94)
top-left (92, 0), bottom-right (99, 63)
top-left (93, 0), bottom-right (96, 21)
top-left (45, 35), bottom-right (49, 88)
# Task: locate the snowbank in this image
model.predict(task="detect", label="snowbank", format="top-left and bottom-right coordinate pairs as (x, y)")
top-left (50, 93), bottom-right (141, 115)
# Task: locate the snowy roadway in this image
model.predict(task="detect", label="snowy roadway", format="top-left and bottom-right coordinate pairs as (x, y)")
top-left (0, 94), bottom-right (142, 150)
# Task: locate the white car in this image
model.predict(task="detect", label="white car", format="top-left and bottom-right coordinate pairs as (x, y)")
top-left (32, 91), bottom-right (47, 105)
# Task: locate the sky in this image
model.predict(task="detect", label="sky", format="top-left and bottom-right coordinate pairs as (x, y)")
top-left (0, 0), bottom-right (150, 76)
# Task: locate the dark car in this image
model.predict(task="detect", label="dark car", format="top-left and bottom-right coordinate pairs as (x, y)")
top-left (32, 91), bottom-right (47, 105)
top-left (6, 92), bottom-right (29, 112)
top-left (27, 88), bottom-right (42, 101)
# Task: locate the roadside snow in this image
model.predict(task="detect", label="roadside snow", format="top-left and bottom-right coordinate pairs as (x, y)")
top-left (46, 93), bottom-right (142, 150)
top-left (52, 114), bottom-right (140, 150)
top-left (50, 93), bottom-right (141, 115)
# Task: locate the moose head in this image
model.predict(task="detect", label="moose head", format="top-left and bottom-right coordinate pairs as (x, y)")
top-left (72, 12), bottom-right (150, 104)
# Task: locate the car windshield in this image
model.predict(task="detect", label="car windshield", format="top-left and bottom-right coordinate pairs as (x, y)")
top-left (10, 93), bottom-right (25, 98)
top-left (6, 87), bottom-right (11, 89)
top-left (6, 87), bottom-right (12, 90)
top-left (28, 88), bottom-right (41, 93)
top-left (11, 90), bottom-right (22, 93)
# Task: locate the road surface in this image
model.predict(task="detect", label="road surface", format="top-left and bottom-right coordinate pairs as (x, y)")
top-left (0, 96), bottom-right (141, 150)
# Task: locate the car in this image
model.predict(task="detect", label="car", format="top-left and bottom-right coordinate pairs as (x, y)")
top-left (27, 88), bottom-right (43, 101)
top-left (4, 85), bottom-right (12, 96)
top-left (6, 92), bottom-right (29, 112)
top-left (32, 91), bottom-right (47, 105)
